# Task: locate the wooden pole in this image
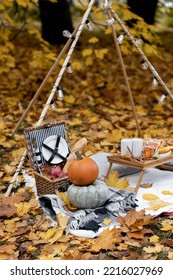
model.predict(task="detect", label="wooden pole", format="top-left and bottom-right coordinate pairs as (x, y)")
top-left (6, 0), bottom-right (96, 196)
top-left (36, 0), bottom-right (96, 127)
top-left (5, 150), bottom-right (28, 196)
top-left (11, 36), bottom-right (76, 136)
top-left (106, 8), bottom-right (142, 137)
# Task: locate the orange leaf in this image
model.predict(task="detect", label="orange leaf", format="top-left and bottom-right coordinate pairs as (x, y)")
top-left (91, 228), bottom-right (122, 252)
top-left (0, 205), bottom-right (17, 218)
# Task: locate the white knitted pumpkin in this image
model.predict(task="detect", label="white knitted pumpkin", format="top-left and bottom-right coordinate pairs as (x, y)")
top-left (67, 180), bottom-right (109, 209)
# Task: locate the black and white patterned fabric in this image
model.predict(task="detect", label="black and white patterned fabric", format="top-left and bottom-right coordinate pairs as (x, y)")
top-left (23, 151), bottom-right (173, 237)
top-left (38, 187), bottom-right (138, 238)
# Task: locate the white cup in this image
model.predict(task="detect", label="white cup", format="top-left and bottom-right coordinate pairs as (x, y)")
top-left (121, 138), bottom-right (133, 156)
top-left (132, 138), bottom-right (143, 157)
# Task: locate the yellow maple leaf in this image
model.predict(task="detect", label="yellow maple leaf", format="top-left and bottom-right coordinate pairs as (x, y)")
top-left (1, 233), bottom-right (11, 242)
top-left (82, 48), bottom-right (93, 57)
top-left (146, 200), bottom-right (171, 211)
top-left (67, 119), bottom-right (82, 127)
top-left (105, 28), bottom-right (112, 35)
top-left (16, 0), bottom-right (32, 8)
top-left (3, 12), bottom-right (14, 25)
top-left (142, 193), bottom-right (159, 200)
top-left (93, 10), bottom-right (103, 20)
top-left (12, 147), bottom-right (25, 158)
top-left (1, 140), bottom-right (16, 149)
top-left (116, 243), bottom-right (128, 251)
top-left (160, 224), bottom-right (173, 231)
top-left (0, 122), bottom-right (6, 130)
top-left (58, 58), bottom-right (64, 66)
top-left (104, 170), bottom-right (129, 190)
top-left (100, 140), bottom-right (114, 146)
top-left (85, 57), bottom-right (93, 66)
top-left (63, 95), bottom-right (76, 104)
top-left (0, 244), bottom-right (16, 254)
top-left (88, 116), bottom-right (99, 124)
top-left (99, 119), bottom-right (113, 130)
top-left (162, 190), bottom-right (173, 195)
top-left (45, 52), bottom-right (57, 61)
top-left (103, 218), bottom-right (112, 226)
top-left (27, 245), bottom-right (36, 252)
top-left (55, 190), bottom-right (77, 211)
top-left (0, 3), bottom-right (5, 10)
top-left (168, 252), bottom-right (173, 260)
top-left (85, 150), bottom-right (95, 157)
top-left (72, 60), bottom-right (82, 71)
top-left (14, 198), bottom-right (38, 216)
top-left (48, 228), bottom-right (64, 244)
top-left (88, 37), bottom-right (99, 44)
top-left (140, 183), bottom-right (152, 189)
top-left (91, 228), bottom-right (121, 252)
top-left (143, 244), bottom-right (164, 254)
top-left (149, 235), bottom-right (159, 243)
top-left (107, 129), bottom-right (123, 142)
top-left (94, 48), bottom-right (108, 59)
top-left (14, 202), bottom-right (28, 216)
top-left (39, 228), bottom-right (57, 240)
top-left (3, 164), bottom-right (16, 175)
top-left (56, 213), bottom-right (68, 229)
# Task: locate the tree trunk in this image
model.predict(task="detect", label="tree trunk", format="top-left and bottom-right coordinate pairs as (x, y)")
top-left (127, 0), bottom-right (158, 25)
top-left (38, 0), bottom-right (73, 45)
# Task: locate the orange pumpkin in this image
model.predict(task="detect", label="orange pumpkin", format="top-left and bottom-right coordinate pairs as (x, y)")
top-left (67, 152), bottom-right (99, 186)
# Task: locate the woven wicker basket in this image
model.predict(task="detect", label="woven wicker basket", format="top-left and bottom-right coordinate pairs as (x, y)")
top-left (24, 121), bottom-right (71, 196)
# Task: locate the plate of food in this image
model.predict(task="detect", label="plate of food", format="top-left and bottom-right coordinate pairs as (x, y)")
top-left (158, 146), bottom-right (172, 158)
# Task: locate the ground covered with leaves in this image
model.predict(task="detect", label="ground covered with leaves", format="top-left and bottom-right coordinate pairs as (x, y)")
top-left (0, 29), bottom-right (173, 260)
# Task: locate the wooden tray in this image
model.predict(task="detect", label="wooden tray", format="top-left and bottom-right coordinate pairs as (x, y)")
top-left (107, 154), bottom-right (173, 170)
top-left (106, 153), bottom-right (173, 194)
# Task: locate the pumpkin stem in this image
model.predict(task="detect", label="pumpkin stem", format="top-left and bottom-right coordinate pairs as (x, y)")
top-left (75, 151), bottom-right (83, 160)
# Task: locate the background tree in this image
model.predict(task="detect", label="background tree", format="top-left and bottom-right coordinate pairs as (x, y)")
top-left (38, 0), bottom-right (158, 45)
top-left (127, 0), bottom-right (158, 25)
top-left (38, 0), bottom-right (73, 44)
top-left (0, 0), bottom-right (172, 76)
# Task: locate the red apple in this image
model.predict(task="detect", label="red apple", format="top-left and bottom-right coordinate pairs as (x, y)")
top-left (50, 166), bottom-right (62, 178)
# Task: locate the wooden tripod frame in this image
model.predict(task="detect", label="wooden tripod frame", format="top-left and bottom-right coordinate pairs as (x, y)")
top-left (7, 0), bottom-right (173, 196)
